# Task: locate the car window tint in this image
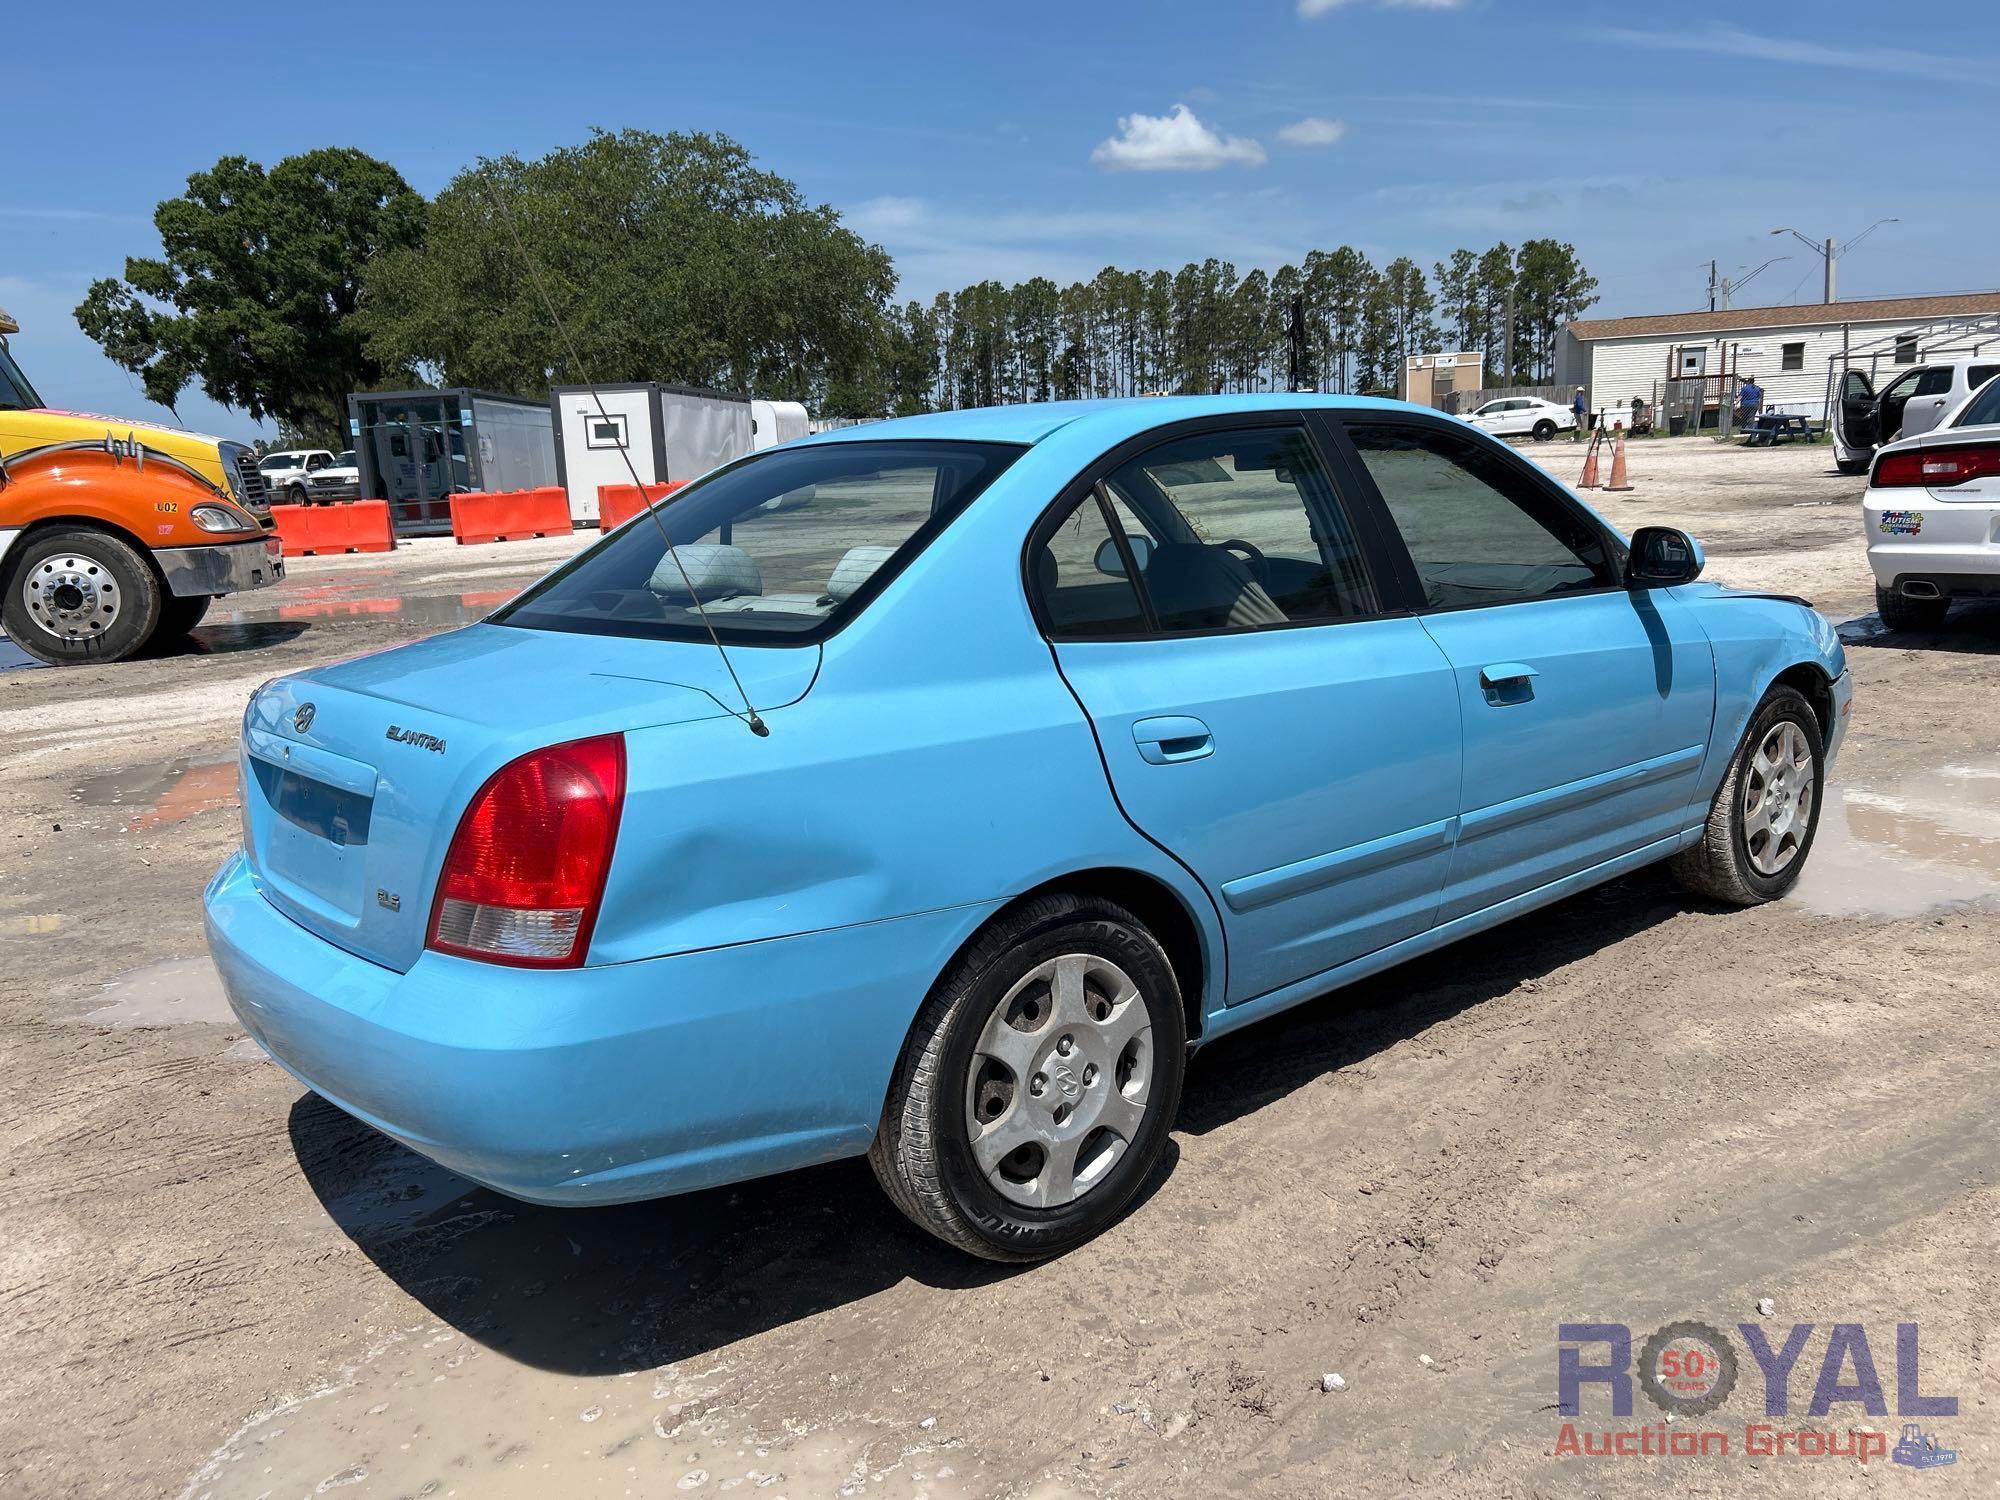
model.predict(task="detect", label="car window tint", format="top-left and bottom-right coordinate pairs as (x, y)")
top-left (1346, 424), bottom-right (1613, 609)
top-left (1034, 490), bottom-right (1150, 637)
top-left (1956, 374), bottom-right (2000, 429)
top-left (1883, 370), bottom-right (1923, 402)
top-left (1970, 365), bottom-right (2000, 393)
top-left (1915, 368), bottom-right (1955, 396)
top-left (1104, 425), bottom-right (1375, 632)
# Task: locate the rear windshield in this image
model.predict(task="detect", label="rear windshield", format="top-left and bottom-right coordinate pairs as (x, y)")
top-left (494, 439), bottom-right (1024, 644)
top-left (1956, 372), bottom-right (2000, 429)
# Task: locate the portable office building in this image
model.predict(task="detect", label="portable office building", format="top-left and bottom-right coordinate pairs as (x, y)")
top-left (348, 388), bottom-right (557, 534)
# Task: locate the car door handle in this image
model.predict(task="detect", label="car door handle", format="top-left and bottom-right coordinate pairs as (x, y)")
top-left (1133, 716), bottom-right (1214, 764)
top-left (1479, 662), bottom-right (1539, 704)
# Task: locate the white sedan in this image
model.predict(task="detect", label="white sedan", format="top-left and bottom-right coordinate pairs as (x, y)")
top-left (1861, 373), bottom-right (2000, 629)
top-left (1459, 397), bottom-right (1576, 441)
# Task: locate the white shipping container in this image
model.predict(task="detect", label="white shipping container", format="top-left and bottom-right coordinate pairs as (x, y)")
top-left (551, 383), bottom-right (756, 524)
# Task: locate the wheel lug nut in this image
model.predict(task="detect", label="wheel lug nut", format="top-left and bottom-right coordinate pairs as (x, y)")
top-left (1029, 1074), bottom-right (1045, 1096)
top-left (1057, 1036), bottom-right (1073, 1056)
top-left (1082, 1064), bottom-right (1097, 1085)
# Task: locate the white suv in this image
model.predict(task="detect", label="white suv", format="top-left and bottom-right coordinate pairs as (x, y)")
top-left (1833, 358), bottom-right (2000, 475)
top-left (1460, 396), bottom-right (1576, 441)
top-left (1861, 373), bottom-right (2000, 628)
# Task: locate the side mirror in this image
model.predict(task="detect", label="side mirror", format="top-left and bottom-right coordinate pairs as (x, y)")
top-left (1093, 534), bottom-right (1154, 578)
top-left (1627, 526), bottom-right (1704, 587)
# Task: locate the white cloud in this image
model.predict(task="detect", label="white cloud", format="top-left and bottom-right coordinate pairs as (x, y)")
top-left (1592, 23), bottom-right (1998, 87)
top-left (1301, 0), bottom-right (1466, 14)
top-left (1277, 117), bottom-right (1348, 147)
top-left (849, 195), bottom-right (927, 231)
top-left (1091, 104), bottom-right (1266, 172)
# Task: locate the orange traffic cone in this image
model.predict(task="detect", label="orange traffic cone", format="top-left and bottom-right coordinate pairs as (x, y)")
top-left (1577, 431), bottom-right (1602, 488)
top-left (1604, 430), bottom-right (1634, 491)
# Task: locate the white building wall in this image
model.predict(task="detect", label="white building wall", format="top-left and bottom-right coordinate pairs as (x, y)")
top-left (1572, 316), bottom-right (1999, 421)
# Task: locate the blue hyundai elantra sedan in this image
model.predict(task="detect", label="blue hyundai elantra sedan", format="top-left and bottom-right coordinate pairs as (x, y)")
top-left (205, 395), bottom-right (1851, 1260)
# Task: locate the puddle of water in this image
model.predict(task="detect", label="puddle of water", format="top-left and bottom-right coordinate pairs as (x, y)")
top-left (80, 955), bottom-right (234, 1027)
top-left (1792, 758), bottom-right (2000, 918)
top-left (0, 634), bottom-right (46, 672)
top-left (219, 588), bottom-right (512, 629)
top-left (73, 756), bottom-right (238, 828)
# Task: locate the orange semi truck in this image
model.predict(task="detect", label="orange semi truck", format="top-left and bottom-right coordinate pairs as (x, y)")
top-left (0, 306), bottom-right (284, 664)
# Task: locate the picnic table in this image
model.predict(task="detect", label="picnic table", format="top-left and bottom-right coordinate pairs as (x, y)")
top-left (1742, 413), bottom-right (1815, 446)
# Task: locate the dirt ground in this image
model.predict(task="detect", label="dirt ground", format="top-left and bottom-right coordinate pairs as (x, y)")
top-left (1, 433), bottom-right (1996, 1498)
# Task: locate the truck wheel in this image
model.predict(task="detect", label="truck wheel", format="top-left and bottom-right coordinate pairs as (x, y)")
top-left (1874, 584), bottom-right (1949, 632)
top-left (869, 893), bottom-right (1186, 1261)
top-left (158, 594), bottom-right (214, 637)
top-left (1, 528), bottom-right (163, 665)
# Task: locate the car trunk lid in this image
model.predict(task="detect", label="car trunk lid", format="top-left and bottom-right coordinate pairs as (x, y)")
top-left (239, 622), bottom-right (816, 972)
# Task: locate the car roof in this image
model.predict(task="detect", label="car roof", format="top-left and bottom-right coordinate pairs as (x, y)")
top-left (796, 393), bottom-right (1442, 451)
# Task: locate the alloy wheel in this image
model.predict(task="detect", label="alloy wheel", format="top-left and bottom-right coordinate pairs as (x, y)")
top-left (1743, 720), bottom-right (1815, 876)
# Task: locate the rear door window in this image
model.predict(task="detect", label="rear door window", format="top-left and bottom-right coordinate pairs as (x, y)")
top-left (1033, 424), bottom-right (1377, 637)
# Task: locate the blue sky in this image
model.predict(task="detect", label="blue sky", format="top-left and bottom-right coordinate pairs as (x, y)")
top-left (7, 0), bottom-right (1997, 439)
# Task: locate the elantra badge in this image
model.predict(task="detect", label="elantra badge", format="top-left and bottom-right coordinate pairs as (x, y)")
top-left (385, 724), bottom-right (447, 754)
top-left (293, 703), bottom-right (316, 734)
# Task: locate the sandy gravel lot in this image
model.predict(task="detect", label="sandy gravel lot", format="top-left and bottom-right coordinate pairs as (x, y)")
top-left (1, 434), bottom-right (1995, 1497)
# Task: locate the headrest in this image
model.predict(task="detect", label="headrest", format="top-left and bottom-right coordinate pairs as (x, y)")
top-left (825, 545), bottom-right (897, 603)
top-left (646, 543), bottom-right (762, 602)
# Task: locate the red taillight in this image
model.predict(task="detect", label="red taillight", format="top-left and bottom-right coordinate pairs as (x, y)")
top-left (427, 734), bottom-right (625, 967)
top-left (1874, 444), bottom-right (2000, 489)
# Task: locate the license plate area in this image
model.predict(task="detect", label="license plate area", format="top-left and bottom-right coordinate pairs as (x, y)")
top-left (258, 762), bottom-right (373, 846)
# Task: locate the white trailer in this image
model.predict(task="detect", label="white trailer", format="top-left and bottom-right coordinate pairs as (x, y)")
top-left (551, 383), bottom-right (757, 525)
top-left (750, 399), bottom-right (809, 451)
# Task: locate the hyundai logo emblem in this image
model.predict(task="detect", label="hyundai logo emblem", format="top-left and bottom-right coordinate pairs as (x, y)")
top-left (294, 702), bottom-right (316, 734)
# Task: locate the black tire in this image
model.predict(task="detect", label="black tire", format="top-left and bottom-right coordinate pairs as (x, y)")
top-left (284, 483), bottom-right (308, 506)
top-left (1532, 419), bottom-right (1557, 441)
top-left (1670, 686), bottom-right (1825, 906)
top-left (0, 527), bottom-right (162, 665)
top-left (1874, 583), bottom-right (1949, 632)
top-left (869, 893), bottom-right (1187, 1261)
top-left (157, 593), bottom-right (213, 637)
top-left (1836, 456), bottom-right (1872, 476)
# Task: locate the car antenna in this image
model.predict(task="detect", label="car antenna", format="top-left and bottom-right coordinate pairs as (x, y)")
top-left (476, 167), bottom-right (769, 737)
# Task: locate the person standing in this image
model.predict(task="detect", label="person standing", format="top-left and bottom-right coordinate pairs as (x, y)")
top-left (1737, 374), bottom-right (1764, 430)
top-left (1571, 386), bottom-right (1588, 441)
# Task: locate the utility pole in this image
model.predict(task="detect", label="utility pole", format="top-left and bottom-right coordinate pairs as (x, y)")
top-left (1706, 260), bottom-right (1719, 313)
top-left (1771, 221), bottom-right (1898, 305)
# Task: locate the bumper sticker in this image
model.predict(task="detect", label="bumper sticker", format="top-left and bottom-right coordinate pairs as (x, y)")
top-left (1877, 510), bottom-right (1923, 536)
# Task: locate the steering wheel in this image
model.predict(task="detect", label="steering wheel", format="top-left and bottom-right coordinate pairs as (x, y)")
top-left (1219, 538), bottom-right (1269, 585)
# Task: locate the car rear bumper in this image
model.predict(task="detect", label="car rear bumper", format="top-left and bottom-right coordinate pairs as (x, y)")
top-left (156, 535), bottom-right (285, 598)
top-left (1863, 492), bottom-right (2000, 591)
top-left (203, 849), bottom-right (994, 1205)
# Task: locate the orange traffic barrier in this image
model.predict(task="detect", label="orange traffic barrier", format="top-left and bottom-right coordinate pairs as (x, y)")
top-left (1576, 431), bottom-right (1603, 489)
top-left (267, 499), bottom-right (396, 556)
top-left (597, 480), bottom-right (688, 530)
top-left (449, 488), bottom-right (574, 545)
top-left (1604, 430), bottom-right (1634, 491)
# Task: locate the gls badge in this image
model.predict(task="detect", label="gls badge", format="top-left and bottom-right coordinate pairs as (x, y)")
top-left (385, 724), bottom-right (447, 754)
